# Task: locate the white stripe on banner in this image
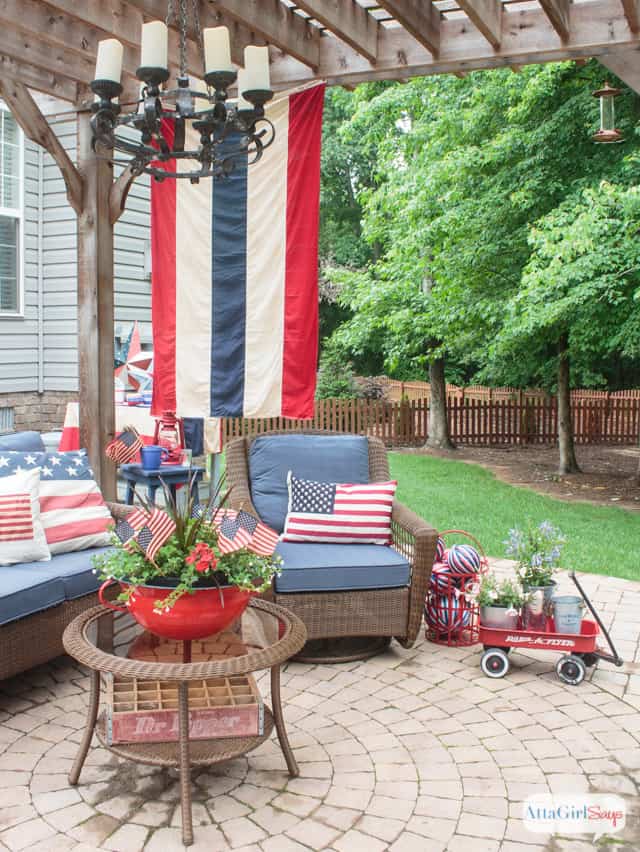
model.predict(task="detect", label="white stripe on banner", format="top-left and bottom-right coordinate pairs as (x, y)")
top-left (243, 96), bottom-right (290, 417)
top-left (175, 123), bottom-right (213, 416)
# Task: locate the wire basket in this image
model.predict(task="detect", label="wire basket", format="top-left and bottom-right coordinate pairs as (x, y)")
top-left (425, 529), bottom-right (489, 647)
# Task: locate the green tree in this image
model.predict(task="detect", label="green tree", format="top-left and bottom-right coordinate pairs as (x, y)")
top-left (495, 182), bottom-right (640, 472)
top-left (323, 61), bottom-right (639, 456)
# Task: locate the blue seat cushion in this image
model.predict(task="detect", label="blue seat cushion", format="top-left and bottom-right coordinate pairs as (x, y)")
top-left (274, 542), bottom-right (410, 593)
top-left (36, 547), bottom-right (112, 601)
top-left (0, 547), bottom-right (112, 626)
top-left (249, 434), bottom-right (370, 533)
top-left (0, 567), bottom-right (65, 626)
top-left (0, 431), bottom-right (45, 452)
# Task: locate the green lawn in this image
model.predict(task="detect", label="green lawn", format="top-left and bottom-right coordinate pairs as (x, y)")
top-left (389, 452), bottom-right (640, 581)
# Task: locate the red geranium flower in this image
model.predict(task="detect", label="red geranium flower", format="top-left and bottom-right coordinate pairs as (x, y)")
top-left (187, 542), bottom-right (217, 574)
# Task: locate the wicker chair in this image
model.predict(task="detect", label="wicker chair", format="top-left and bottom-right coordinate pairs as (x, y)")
top-left (0, 502), bottom-right (127, 681)
top-left (226, 432), bottom-right (437, 661)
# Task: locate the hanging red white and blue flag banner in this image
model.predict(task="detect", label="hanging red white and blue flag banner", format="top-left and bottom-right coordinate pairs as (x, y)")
top-left (150, 82), bottom-right (325, 419)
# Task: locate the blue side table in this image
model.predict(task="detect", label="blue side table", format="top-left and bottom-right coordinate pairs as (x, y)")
top-left (120, 464), bottom-right (205, 506)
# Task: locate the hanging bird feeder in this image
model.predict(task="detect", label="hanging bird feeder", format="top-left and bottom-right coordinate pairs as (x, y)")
top-left (592, 82), bottom-right (623, 144)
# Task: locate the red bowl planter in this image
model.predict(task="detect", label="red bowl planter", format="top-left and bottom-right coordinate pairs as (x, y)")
top-left (99, 580), bottom-right (251, 641)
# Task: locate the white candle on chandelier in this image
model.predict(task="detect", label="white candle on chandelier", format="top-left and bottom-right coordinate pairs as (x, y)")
top-left (141, 21), bottom-right (168, 69)
top-left (243, 46), bottom-right (270, 92)
top-left (203, 26), bottom-right (233, 74)
top-left (236, 70), bottom-right (253, 111)
top-left (95, 39), bottom-right (123, 83)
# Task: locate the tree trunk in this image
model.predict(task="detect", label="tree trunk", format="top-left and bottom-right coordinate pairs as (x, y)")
top-left (557, 333), bottom-right (580, 475)
top-left (426, 357), bottom-right (455, 450)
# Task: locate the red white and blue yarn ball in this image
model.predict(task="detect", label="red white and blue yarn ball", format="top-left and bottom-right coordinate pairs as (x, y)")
top-left (430, 561), bottom-right (455, 592)
top-left (447, 543), bottom-right (482, 576)
top-left (435, 536), bottom-right (446, 563)
top-left (425, 594), bottom-right (470, 631)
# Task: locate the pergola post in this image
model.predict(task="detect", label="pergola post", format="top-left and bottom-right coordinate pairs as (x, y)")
top-left (77, 110), bottom-right (117, 500)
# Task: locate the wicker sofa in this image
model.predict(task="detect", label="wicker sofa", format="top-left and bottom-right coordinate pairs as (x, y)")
top-left (0, 431), bottom-right (122, 681)
top-left (226, 432), bottom-right (437, 659)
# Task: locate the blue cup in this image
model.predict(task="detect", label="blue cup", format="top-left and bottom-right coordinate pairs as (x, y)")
top-left (140, 445), bottom-right (169, 471)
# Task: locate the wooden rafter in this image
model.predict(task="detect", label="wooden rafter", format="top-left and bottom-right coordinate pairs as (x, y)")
top-left (457, 0), bottom-right (502, 49)
top-left (0, 77), bottom-right (83, 212)
top-left (295, 0), bottom-right (379, 64)
top-left (206, 0), bottom-right (320, 69)
top-left (0, 0), bottom-right (141, 82)
top-left (0, 53), bottom-right (78, 102)
top-left (538, 0), bottom-right (570, 41)
top-left (109, 164), bottom-right (137, 225)
top-left (376, 0), bottom-right (440, 57)
top-left (621, 0), bottom-right (640, 32)
top-left (270, 0), bottom-right (637, 88)
top-left (600, 50), bottom-right (640, 91)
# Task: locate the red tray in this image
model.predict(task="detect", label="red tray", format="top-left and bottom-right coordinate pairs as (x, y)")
top-left (479, 618), bottom-right (599, 653)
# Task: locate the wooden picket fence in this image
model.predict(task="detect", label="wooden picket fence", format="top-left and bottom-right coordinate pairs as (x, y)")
top-left (221, 395), bottom-right (640, 448)
top-left (373, 377), bottom-right (640, 405)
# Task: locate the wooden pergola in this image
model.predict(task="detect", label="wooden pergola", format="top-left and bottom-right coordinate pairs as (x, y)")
top-left (0, 0), bottom-right (638, 498)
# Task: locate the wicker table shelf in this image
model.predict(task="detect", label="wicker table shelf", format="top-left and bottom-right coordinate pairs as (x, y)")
top-left (62, 598), bottom-right (307, 847)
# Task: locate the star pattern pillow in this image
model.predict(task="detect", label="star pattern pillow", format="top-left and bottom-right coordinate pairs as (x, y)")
top-left (0, 468), bottom-right (50, 565)
top-left (282, 472), bottom-right (397, 545)
top-left (0, 451), bottom-right (112, 554)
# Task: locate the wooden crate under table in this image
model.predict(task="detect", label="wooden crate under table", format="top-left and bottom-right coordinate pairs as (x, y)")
top-left (105, 674), bottom-right (264, 745)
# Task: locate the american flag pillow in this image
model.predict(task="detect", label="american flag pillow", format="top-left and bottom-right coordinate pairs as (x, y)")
top-left (0, 452), bottom-right (112, 554)
top-left (282, 472), bottom-right (397, 545)
top-left (0, 468), bottom-right (50, 565)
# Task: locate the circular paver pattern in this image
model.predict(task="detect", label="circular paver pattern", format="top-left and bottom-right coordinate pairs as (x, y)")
top-left (1, 569), bottom-right (639, 852)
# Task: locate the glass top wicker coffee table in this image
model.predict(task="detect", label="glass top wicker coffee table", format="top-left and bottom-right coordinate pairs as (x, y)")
top-left (62, 597), bottom-right (307, 847)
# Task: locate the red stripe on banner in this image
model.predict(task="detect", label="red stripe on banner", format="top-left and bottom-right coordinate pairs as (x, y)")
top-left (40, 493), bottom-right (106, 512)
top-left (151, 118), bottom-right (177, 416)
top-left (281, 84), bottom-right (325, 419)
top-left (45, 517), bottom-right (112, 544)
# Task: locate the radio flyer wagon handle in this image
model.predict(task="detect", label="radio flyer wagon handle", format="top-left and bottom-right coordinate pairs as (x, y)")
top-left (570, 572), bottom-right (624, 667)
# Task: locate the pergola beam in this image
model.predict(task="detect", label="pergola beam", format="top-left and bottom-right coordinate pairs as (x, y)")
top-left (457, 0), bottom-right (502, 49)
top-left (600, 49), bottom-right (640, 92)
top-left (270, 0), bottom-right (639, 88)
top-left (0, 77), bottom-right (84, 212)
top-left (295, 0), bottom-right (379, 63)
top-left (0, 53), bottom-right (78, 101)
top-left (538, 0), bottom-right (571, 41)
top-left (621, 0), bottom-right (640, 32)
top-left (376, 0), bottom-right (440, 57)
top-left (0, 0), bottom-right (141, 83)
top-left (206, 0), bottom-right (320, 69)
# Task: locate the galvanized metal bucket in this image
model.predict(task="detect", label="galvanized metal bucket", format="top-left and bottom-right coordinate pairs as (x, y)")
top-left (552, 595), bottom-right (584, 635)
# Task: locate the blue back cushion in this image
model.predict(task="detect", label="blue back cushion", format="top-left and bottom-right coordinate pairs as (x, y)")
top-left (0, 431), bottom-right (45, 452)
top-left (249, 434), bottom-right (369, 532)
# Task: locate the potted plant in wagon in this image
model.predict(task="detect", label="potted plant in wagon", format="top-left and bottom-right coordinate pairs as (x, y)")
top-left (505, 521), bottom-right (565, 630)
top-left (470, 574), bottom-right (527, 630)
top-left (93, 477), bottom-right (282, 642)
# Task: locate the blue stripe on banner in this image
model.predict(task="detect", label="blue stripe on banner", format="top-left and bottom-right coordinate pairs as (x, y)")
top-left (210, 136), bottom-right (249, 416)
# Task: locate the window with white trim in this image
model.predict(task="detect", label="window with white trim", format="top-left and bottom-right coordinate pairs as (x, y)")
top-left (0, 107), bottom-right (22, 315)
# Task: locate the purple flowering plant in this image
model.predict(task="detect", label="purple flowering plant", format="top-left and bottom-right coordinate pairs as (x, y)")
top-left (505, 521), bottom-right (565, 588)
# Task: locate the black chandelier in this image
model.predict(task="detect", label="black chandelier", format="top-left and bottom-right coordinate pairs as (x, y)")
top-left (90, 0), bottom-right (275, 181)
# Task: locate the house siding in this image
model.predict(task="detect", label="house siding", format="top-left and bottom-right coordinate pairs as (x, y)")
top-left (0, 101), bottom-right (152, 423)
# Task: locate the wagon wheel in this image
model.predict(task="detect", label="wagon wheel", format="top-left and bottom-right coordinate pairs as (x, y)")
top-left (481, 648), bottom-right (510, 679)
top-left (483, 645), bottom-right (511, 654)
top-left (556, 654), bottom-right (586, 686)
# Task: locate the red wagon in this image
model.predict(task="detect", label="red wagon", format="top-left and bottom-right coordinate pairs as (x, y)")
top-left (479, 572), bottom-right (623, 685)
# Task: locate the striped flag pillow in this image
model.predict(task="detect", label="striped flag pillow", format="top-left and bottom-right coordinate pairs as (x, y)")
top-left (0, 468), bottom-right (50, 565)
top-left (0, 452), bottom-right (112, 554)
top-left (282, 472), bottom-right (397, 545)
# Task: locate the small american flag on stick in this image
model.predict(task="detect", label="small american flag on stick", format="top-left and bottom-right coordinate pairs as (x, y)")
top-left (105, 427), bottom-right (144, 464)
top-left (213, 509), bottom-right (279, 556)
top-left (0, 493), bottom-right (34, 542)
top-left (115, 507), bottom-right (175, 562)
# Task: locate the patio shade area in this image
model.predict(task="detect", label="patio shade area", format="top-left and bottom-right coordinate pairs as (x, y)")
top-left (0, 564), bottom-right (638, 851)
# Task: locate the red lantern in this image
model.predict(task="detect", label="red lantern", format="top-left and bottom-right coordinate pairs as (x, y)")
top-left (153, 411), bottom-right (186, 464)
